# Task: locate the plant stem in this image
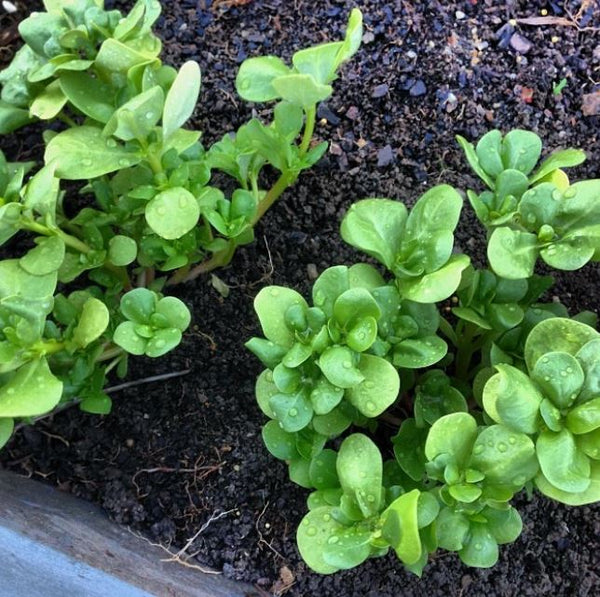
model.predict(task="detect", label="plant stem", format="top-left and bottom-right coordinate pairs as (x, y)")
top-left (168, 240), bottom-right (236, 284)
top-left (58, 114), bottom-right (78, 128)
top-left (299, 105), bottom-right (317, 156)
top-left (21, 220), bottom-right (92, 254)
top-left (455, 322), bottom-right (478, 381)
top-left (251, 172), bottom-right (294, 225)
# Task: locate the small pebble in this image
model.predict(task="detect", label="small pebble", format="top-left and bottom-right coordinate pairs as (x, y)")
top-left (307, 264), bottom-right (318, 280)
top-left (346, 106), bottom-right (359, 120)
top-left (372, 83), bottom-right (389, 98)
top-left (2, 1), bottom-right (16, 13)
top-left (509, 32), bottom-right (533, 54)
top-left (125, 438), bottom-right (135, 448)
top-left (377, 145), bottom-right (395, 167)
top-left (317, 103), bottom-right (340, 125)
top-left (410, 80), bottom-right (427, 97)
top-left (582, 90), bottom-right (600, 116)
top-left (406, 50), bottom-right (417, 59)
top-left (455, 10), bottom-right (466, 19)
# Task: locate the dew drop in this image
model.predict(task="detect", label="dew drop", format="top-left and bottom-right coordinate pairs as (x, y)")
top-left (323, 514), bottom-right (331, 522)
top-left (365, 381), bottom-right (375, 389)
top-left (366, 401), bottom-right (376, 412)
top-left (145, 111), bottom-right (154, 120)
top-left (82, 158), bottom-right (92, 167)
top-left (497, 442), bottom-right (507, 453)
top-left (270, 288), bottom-right (280, 297)
top-left (289, 408), bottom-right (298, 417)
top-left (328, 536), bottom-right (339, 545)
top-left (508, 436), bottom-right (517, 445)
top-left (474, 543), bottom-right (483, 551)
top-left (342, 361), bottom-right (352, 369)
top-left (473, 444), bottom-right (484, 455)
top-left (307, 526), bottom-right (317, 536)
top-left (564, 188), bottom-right (577, 199)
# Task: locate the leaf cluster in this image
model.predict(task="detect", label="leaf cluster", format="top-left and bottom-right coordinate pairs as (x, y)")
top-left (0, 2), bottom-right (362, 448)
top-left (247, 130), bottom-right (600, 576)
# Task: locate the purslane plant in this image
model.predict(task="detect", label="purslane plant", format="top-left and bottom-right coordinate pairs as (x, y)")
top-left (0, 1), bottom-right (363, 448)
top-left (247, 130), bottom-right (600, 575)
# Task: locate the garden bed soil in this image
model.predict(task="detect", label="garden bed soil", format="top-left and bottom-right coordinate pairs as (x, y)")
top-left (2, 0), bottom-right (600, 595)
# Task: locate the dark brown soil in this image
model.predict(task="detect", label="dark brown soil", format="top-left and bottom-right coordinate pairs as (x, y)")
top-left (2, 1), bottom-right (600, 596)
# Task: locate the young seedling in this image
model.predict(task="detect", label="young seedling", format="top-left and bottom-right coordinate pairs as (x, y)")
top-left (247, 130), bottom-right (600, 576)
top-left (0, 3), bottom-right (362, 448)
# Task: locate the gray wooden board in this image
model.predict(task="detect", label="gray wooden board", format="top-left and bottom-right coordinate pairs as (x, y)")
top-left (0, 470), bottom-right (258, 597)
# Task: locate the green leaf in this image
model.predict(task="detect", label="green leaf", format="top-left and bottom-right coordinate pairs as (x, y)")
top-left (113, 321), bottom-right (147, 355)
top-left (80, 393), bottom-right (112, 415)
top-left (487, 228), bottom-right (538, 279)
top-left (337, 433), bottom-right (382, 517)
top-left (459, 523), bottom-right (498, 568)
top-left (393, 335), bottom-right (447, 369)
top-left (269, 390), bottom-right (313, 432)
top-left (272, 74), bottom-right (332, 108)
top-left (0, 418), bottom-right (14, 449)
top-left (345, 354), bottom-right (399, 417)
top-left (402, 184), bottom-right (463, 273)
top-left (475, 129), bottom-right (504, 178)
top-left (108, 235), bottom-right (137, 266)
top-left (120, 288), bottom-right (156, 323)
top-left (537, 428), bottom-right (590, 493)
top-left (425, 412), bottom-right (477, 468)
top-left (19, 236), bottom-right (65, 276)
top-left (292, 42), bottom-right (343, 85)
top-left (381, 489), bottom-right (422, 565)
top-left (29, 79), bottom-right (67, 120)
top-left (393, 419), bottom-right (428, 481)
top-left (309, 449), bottom-right (339, 490)
top-left (575, 339), bottom-right (600, 403)
top-left (470, 425), bottom-right (538, 487)
top-left (310, 377), bottom-right (344, 415)
top-left (72, 298), bottom-right (109, 348)
top-left (255, 369), bottom-right (277, 418)
top-left (535, 459), bottom-right (600, 505)
top-left (235, 56), bottom-right (290, 102)
top-left (0, 101), bottom-right (33, 134)
top-left (312, 265), bottom-right (350, 316)
top-left (501, 129), bottom-right (542, 175)
top-left (319, 346), bottom-right (364, 389)
top-left (312, 407), bottom-right (352, 437)
top-left (567, 397), bottom-right (600, 435)
top-left (104, 85), bottom-right (164, 141)
top-left (145, 328), bottom-right (183, 357)
top-left (531, 351), bottom-right (584, 409)
top-left (297, 506), bottom-right (347, 574)
top-left (529, 148), bottom-right (586, 184)
top-left (145, 187), bottom-right (200, 240)
top-left (456, 134), bottom-right (495, 188)
top-left (162, 60), bottom-right (201, 140)
top-left (45, 126), bottom-right (142, 179)
top-left (0, 358), bottom-right (62, 417)
top-left (483, 364), bottom-right (542, 433)
top-left (397, 254), bottom-right (470, 303)
top-left (436, 507), bottom-right (469, 551)
top-left (262, 420), bottom-right (297, 460)
top-left (337, 8), bottom-right (363, 64)
top-left (484, 507), bottom-right (522, 545)
top-left (253, 286), bottom-right (308, 348)
top-left (524, 318), bottom-right (599, 373)
top-left (333, 287), bottom-right (381, 326)
top-left (322, 526), bottom-right (372, 570)
top-left (0, 259), bottom-right (57, 301)
top-left (341, 199), bottom-right (407, 270)
top-left (346, 316), bottom-right (378, 352)
top-left (23, 163), bottom-right (60, 219)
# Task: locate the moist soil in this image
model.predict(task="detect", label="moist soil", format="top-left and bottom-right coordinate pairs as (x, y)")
top-left (2, 1), bottom-right (600, 595)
